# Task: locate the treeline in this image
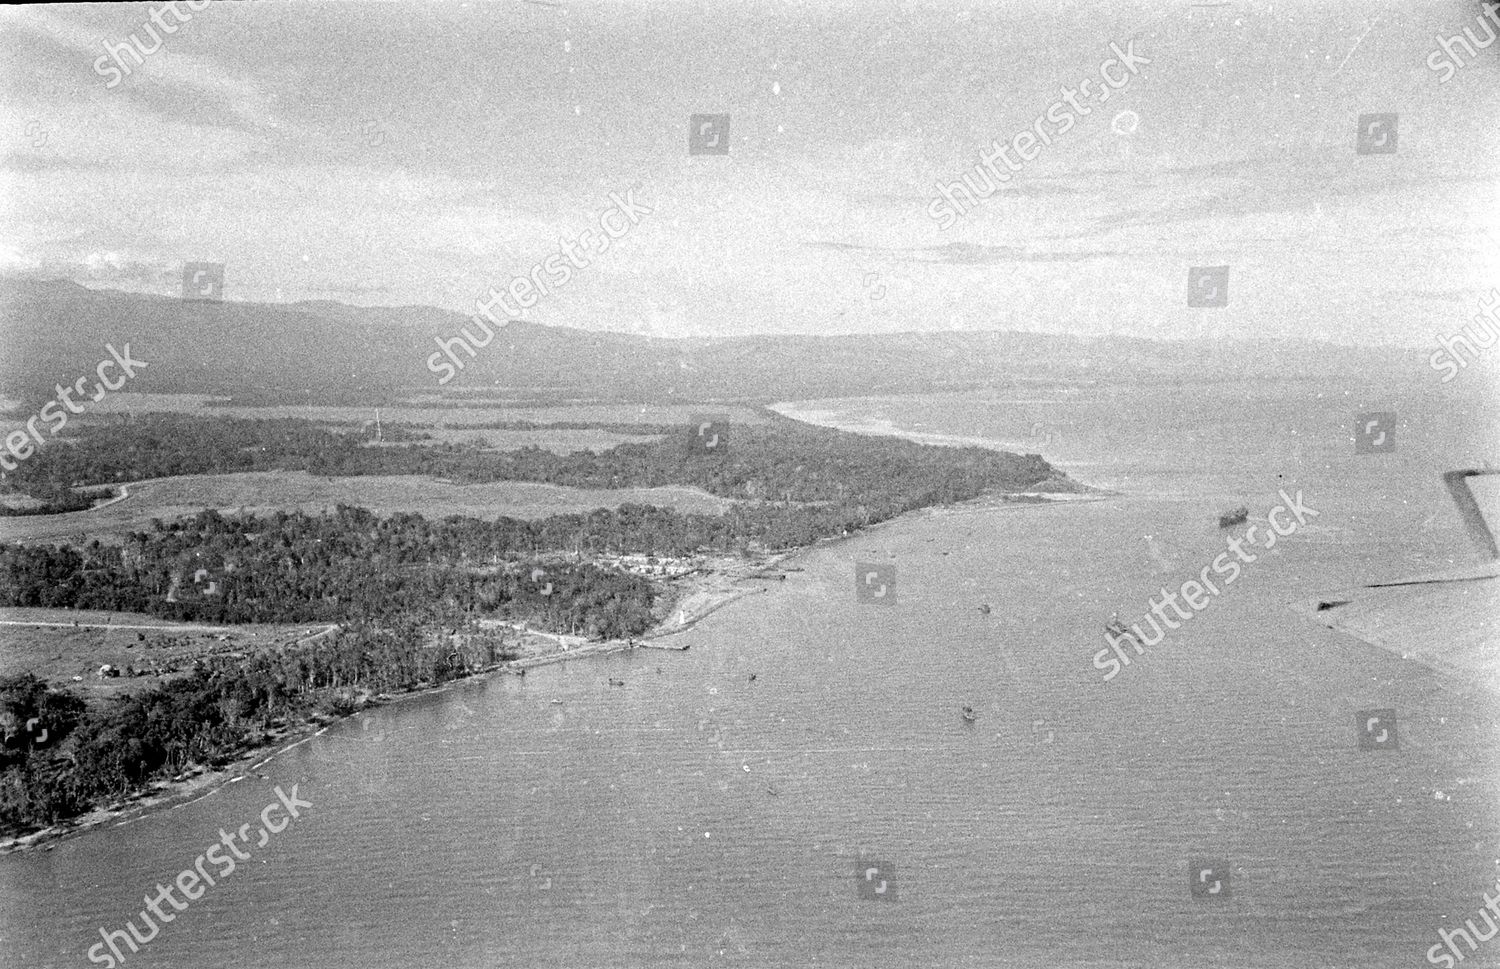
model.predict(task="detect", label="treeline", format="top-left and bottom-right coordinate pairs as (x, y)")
top-left (0, 413), bottom-right (1070, 836)
top-left (0, 620), bottom-right (516, 832)
top-left (0, 412), bottom-right (1064, 514)
top-left (0, 485), bottom-right (114, 517)
top-left (0, 506), bottom-right (659, 636)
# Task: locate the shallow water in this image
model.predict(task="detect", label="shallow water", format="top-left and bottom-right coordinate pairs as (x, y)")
top-left (3, 373), bottom-right (1499, 969)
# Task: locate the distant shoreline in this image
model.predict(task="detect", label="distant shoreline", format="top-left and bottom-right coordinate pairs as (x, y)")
top-left (769, 400), bottom-right (1028, 454)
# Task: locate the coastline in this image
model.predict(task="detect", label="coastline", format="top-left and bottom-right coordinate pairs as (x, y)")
top-left (768, 399), bottom-right (1025, 454)
top-left (0, 415), bottom-right (1091, 856)
top-left (0, 548), bottom-right (801, 856)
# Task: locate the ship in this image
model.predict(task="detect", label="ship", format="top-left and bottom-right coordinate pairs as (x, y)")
top-left (1218, 505), bottom-right (1249, 529)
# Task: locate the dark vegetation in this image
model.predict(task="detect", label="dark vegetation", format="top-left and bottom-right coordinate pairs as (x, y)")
top-left (0, 411), bottom-right (1067, 837)
top-left (0, 485), bottom-right (115, 517)
top-left (0, 412), bottom-right (1063, 531)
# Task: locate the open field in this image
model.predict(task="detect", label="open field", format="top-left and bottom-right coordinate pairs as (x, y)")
top-left (39, 392), bottom-right (772, 426)
top-left (0, 470), bottom-right (736, 545)
top-left (0, 394), bottom-right (774, 455)
top-left (378, 426), bottom-right (659, 452)
top-left (0, 607), bottom-right (332, 699)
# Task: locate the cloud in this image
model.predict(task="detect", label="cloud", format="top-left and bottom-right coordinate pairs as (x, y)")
top-left (804, 240), bottom-right (1127, 265)
top-left (6, 6), bottom-right (286, 135)
top-left (0, 153), bottom-right (107, 174)
top-left (113, 75), bottom-right (261, 133)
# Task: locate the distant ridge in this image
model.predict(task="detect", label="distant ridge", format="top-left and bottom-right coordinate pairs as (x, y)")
top-left (0, 276), bottom-right (1424, 406)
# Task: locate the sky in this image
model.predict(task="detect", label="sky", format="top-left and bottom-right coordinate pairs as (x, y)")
top-left (2, 0), bottom-right (1498, 345)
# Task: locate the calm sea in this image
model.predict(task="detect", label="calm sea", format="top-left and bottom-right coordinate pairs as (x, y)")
top-left (3, 372), bottom-right (1499, 969)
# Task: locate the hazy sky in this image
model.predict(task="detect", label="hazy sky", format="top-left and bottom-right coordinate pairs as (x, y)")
top-left (2, 0), bottom-right (1497, 344)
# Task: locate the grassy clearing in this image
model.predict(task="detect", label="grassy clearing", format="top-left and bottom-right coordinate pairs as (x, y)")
top-left (0, 394), bottom-right (771, 456)
top-left (71, 393), bottom-right (771, 427)
top-left (0, 470), bottom-right (735, 545)
top-left (0, 607), bottom-right (323, 698)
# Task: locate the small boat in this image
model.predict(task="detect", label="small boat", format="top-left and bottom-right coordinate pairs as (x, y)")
top-left (1218, 506), bottom-right (1249, 529)
top-left (608, 678), bottom-right (625, 687)
top-left (978, 604), bottom-right (991, 615)
top-left (961, 705), bottom-right (978, 724)
top-left (550, 698), bottom-right (563, 705)
top-left (748, 673), bottom-right (757, 682)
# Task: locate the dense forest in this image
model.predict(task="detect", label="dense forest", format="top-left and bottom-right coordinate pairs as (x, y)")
top-left (0, 506), bottom-right (660, 633)
top-left (0, 411), bottom-right (1069, 836)
top-left (0, 619), bottom-right (512, 830)
top-left (0, 411), bottom-right (1064, 518)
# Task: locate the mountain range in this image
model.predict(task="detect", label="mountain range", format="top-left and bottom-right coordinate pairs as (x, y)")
top-left (0, 277), bottom-right (1423, 406)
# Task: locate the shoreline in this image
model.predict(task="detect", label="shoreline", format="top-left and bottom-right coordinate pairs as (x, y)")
top-left (0, 546), bottom-right (805, 856)
top-left (0, 415), bottom-right (1094, 855)
top-left (0, 491), bottom-right (1089, 856)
